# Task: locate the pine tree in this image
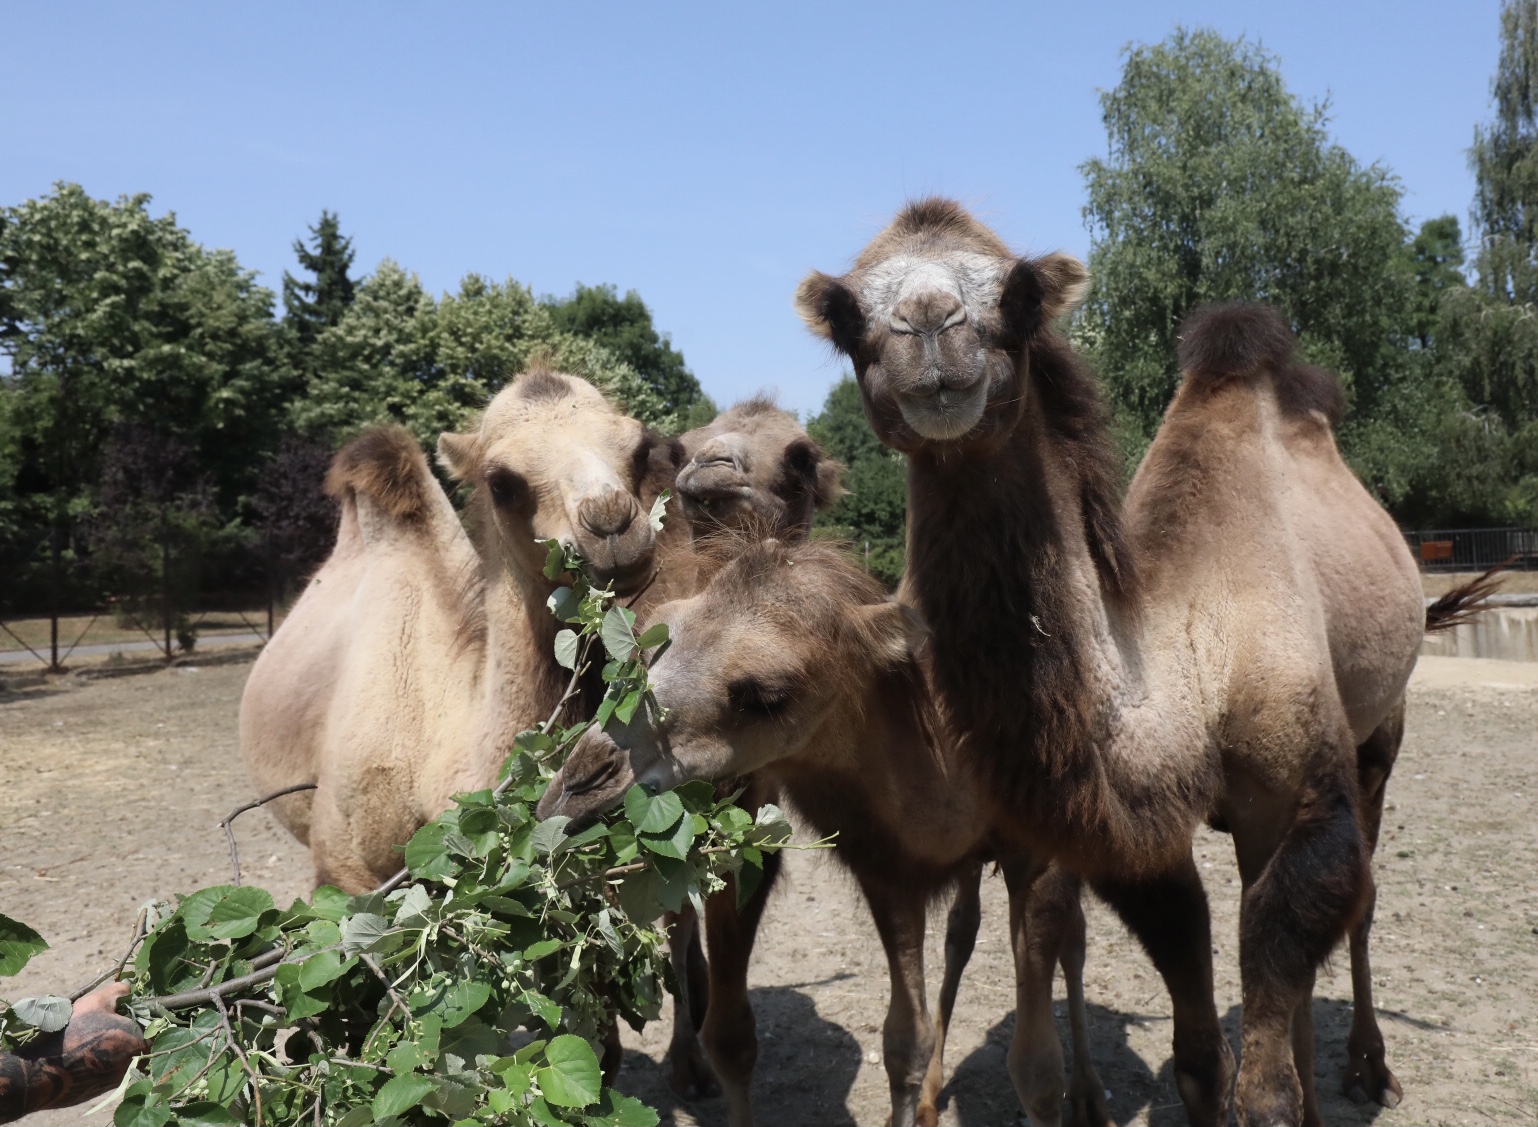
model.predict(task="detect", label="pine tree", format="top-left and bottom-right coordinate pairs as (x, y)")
top-left (283, 210), bottom-right (357, 348)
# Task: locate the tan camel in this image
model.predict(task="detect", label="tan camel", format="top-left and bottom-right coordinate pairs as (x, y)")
top-left (541, 539), bottom-right (1109, 1127)
top-left (240, 367), bottom-right (683, 891)
top-left (792, 198), bottom-right (1437, 1127)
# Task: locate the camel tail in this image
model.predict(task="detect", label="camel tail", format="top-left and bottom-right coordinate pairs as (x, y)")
top-left (1424, 562), bottom-right (1508, 633)
top-left (1176, 302), bottom-right (1345, 426)
top-left (325, 425), bottom-right (436, 525)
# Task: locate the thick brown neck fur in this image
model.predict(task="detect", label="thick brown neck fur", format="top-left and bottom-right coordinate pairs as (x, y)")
top-left (899, 334), bottom-right (1205, 874)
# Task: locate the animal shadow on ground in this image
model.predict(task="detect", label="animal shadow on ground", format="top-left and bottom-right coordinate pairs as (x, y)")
top-left (940, 995), bottom-right (1405, 1126)
top-left (615, 984), bottom-right (864, 1126)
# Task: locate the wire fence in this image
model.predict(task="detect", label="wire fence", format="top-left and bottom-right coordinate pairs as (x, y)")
top-left (1402, 527), bottom-right (1538, 572)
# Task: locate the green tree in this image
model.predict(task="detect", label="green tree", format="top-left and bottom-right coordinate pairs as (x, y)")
top-left (1080, 28), bottom-right (1413, 451)
top-left (1408, 215), bottom-right (1467, 350)
top-left (542, 283), bottom-right (710, 427)
top-left (0, 183), bottom-right (287, 644)
top-left (292, 266), bottom-right (683, 450)
top-left (807, 375), bottom-right (906, 584)
top-left (282, 210), bottom-right (357, 349)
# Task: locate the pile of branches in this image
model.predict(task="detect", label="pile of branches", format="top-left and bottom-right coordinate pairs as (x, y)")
top-left (0, 529), bottom-right (792, 1126)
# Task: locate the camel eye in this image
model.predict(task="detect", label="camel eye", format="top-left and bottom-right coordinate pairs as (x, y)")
top-left (727, 678), bottom-right (793, 718)
top-left (485, 467), bottom-right (531, 512)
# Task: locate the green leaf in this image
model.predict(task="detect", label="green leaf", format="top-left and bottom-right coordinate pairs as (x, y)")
top-left (622, 785), bottom-right (652, 827)
top-left (523, 989), bottom-right (562, 1031)
top-left (639, 810), bottom-right (696, 860)
top-left (0, 913), bottom-right (47, 977)
top-left (11, 995), bottom-right (71, 1032)
top-left (601, 605), bottom-right (638, 661)
top-left (176, 885), bottom-right (236, 941)
top-left (523, 938), bottom-right (563, 962)
top-left (635, 790), bottom-right (684, 834)
top-left (635, 622), bottom-right (669, 651)
top-left (531, 816), bottom-right (570, 856)
top-left (372, 1073), bottom-right (437, 1121)
top-left (536, 1034), bottom-right (603, 1107)
top-left (614, 688), bottom-right (643, 725)
top-left (584, 1089), bottom-right (662, 1126)
top-left (554, 628), bottom-right (581, 670)
top-left (543, 539), bottom-right (566, 580)
top-left (166, 1101), bottom-right (240, 1126)
top-left (341, 912), bottom-right (392, 956)
top-left (201, 886), bottom-right (274, 940)
top-left (297, 948), bottom-right (353, 991)
top-left (404, 822), bottom-right (456, 881)
top-left (114, 1083), bottom-right (172, 1127)
top-left (310, 884), bottom-right (351, 921)
top-left (419, 978), bottom-right (491, 1028)
top-left (275, 962), bottom-right (333, 1020)
top-left (548, 586), bottom-right (583, 623)
top-left (647, 490), bottom-right (670, 533)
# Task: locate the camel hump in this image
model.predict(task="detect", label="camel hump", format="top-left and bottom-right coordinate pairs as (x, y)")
top-left (325, 425), bottom-right (435, 524)
top-left (1177, 302), bottom-right (1345, 426)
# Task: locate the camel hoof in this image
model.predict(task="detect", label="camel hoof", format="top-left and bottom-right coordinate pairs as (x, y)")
top-left (1067, 1082), bottom-right (1111, 1127)
top-left (667, 1047), bottom-right (721, 1099)
top-left (914, 1106), bottom-right (940, 1127)
top-left (1341, 1055), bottom-right (1401, 1110)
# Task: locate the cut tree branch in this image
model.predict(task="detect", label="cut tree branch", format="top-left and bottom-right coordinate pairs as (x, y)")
top-left (220, 783), bottom-right (318, 886)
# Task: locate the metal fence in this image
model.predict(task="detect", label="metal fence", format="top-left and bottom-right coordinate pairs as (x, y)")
top-left (1402, 527), bottom-right (1538, 572)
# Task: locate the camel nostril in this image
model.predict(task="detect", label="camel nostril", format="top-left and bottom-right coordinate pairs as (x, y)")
top-left (580, 488), bottom-right (638, 538)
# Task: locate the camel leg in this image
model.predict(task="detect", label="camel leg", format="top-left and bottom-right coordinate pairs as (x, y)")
top-left (664, 905), bottom-right (718, 1098)
top-left (860, 879), bottom-right (935, 1127)
top-left (700, 852), bottom-right (781, 1127)
top-left (1090, 856), bottom-right (1234, 1127)
top-left (1342, 704), bottom-right (1404, 1109)
top-left (997, 851), bottom-right (1067, 1127)
top-left (1054, 869), bottom-right (1110, 1127)
top-left (1290, 970), bottom-right (1320, 1127)
top-left (916, 858), bottom-right (983, 1127)
top-left (1230, 764), bottom-right (1368, 1127)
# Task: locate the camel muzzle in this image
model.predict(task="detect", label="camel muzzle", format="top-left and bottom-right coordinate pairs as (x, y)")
top-left (538, 726), bottom-right (636, 827)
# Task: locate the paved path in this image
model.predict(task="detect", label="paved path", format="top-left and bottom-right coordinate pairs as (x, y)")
top-left (0, 632), bottom-right (264, 666)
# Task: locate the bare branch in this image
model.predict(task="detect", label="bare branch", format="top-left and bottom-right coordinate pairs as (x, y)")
top-left (220, 783), bottom-right (318, 886)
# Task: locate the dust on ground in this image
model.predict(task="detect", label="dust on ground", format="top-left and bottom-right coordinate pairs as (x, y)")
top-left (1, 656), bottom-right (1534, 1126)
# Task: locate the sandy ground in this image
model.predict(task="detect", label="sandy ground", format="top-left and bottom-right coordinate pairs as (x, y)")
top-left (1, 656), bottom-right (1534, 1126)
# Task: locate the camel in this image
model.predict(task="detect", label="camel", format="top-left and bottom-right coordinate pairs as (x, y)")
top-left (676, 394), bottom-right (845, 538)
top-left (240, 367), bottom-right (685, 890)
top-left (791, 198), bottom-right (1438, 1127)
top-left (541, 538), bottom-right (1108, 1127)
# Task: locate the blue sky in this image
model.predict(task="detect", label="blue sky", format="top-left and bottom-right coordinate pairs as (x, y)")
top-left (3, 2), bottom-right (1503, 416)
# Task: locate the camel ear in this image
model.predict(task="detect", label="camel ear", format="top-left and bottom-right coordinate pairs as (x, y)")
top-left (785, 438), bottom-right (847, 509)
top-left (998, 254), bottom-right (1090, 345)
top-left (812, 455), bottom-right (847, 509)
top-left (847, 600), bottom-right (927, 668)
top-left (794, 271), bottom-right (866, 359)
top-left (436, 431), bottom-right (481, 482)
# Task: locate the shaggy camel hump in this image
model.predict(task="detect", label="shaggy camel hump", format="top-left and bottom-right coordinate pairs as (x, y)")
top-left (325, 424), bottom-right (441, 527)
top-left (1176, 302), bottom-right (1347, 426)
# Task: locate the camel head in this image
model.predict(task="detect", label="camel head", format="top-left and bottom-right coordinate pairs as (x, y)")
top-left (794, 197), bottom-right (1089, 453)
top-left (675, 396), bottom-right (844, 540)
top-left (437, 368), bottom-right (683, 594)
top-left (537, 539), bottom-right (924, 824)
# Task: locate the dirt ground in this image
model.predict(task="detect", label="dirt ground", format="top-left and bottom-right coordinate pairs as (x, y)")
top-left (1, 656), bottom-right (1534, 1126)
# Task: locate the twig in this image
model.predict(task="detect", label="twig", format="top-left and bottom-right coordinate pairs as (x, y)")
top-left (220, 783), bottom-right (318, 886)
top-left (145, 945), bottom-right (327, 1010)
top-left (328, 1056), bottom-right (392, 1075)
top-left (213, 993), bottom-right (264, 1127)
top-left (70, 905), bottom-right (148, 1000)
top-left (236, 999), bottom-right (285, 1017)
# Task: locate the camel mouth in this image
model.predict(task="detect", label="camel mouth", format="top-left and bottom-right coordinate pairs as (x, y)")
top-left (896, 384), bottom-right (988, 442)
top-left (591, 554), bottom-right (655, 595)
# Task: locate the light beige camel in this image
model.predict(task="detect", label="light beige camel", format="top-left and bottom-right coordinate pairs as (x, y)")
top-left (240, 368), bottom-right (683, 891)
top-left (541, 539), bottom-right (1108, 1127)
top-left (792, 198), bottom-right (1434, 1127)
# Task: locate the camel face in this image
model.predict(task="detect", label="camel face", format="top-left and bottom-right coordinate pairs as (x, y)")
top-left (676, 397), bottom-right (844, 538)
top-left (794, 198), bottom-right (1088, 452)
top-left (538, 540), bottom-right (919, 825)
top-left (439, 370), bottom-right (680, 593)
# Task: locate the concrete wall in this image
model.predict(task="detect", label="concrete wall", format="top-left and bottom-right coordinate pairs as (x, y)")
top-left (1421, 604), bottom-right (1538, 662)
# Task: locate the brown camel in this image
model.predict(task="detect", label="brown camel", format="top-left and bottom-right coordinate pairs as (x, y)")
top-left (792, 198), bottom-right (1435, 1127)
top-left (541, 538), bottom-right (1108, 1127)
top-left (240, 367), bottom-right (684, 890)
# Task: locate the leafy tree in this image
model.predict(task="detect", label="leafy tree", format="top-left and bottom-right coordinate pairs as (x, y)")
top-left (542, 283), bottom-right (710, 427)
top-left (807, 375), bottom-right (906, 584)
top-left (1079, 29), bottom-right (1413, 449)
top-left (293, 266), bottom-right (683, 449)
top-left (0, 183), bottom-right (288, 640)
top-left (1408, 216), bottom-right (1467, 350)
top-left (250, 434), bottom-right (337, 608)
top-left (283, 210), bottom-right (357, 349)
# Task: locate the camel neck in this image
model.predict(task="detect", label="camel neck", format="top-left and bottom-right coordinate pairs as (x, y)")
top-left (900, 407), bottom-right (1209, 874)
top-left (476, 534), bottom-right (567, 761)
